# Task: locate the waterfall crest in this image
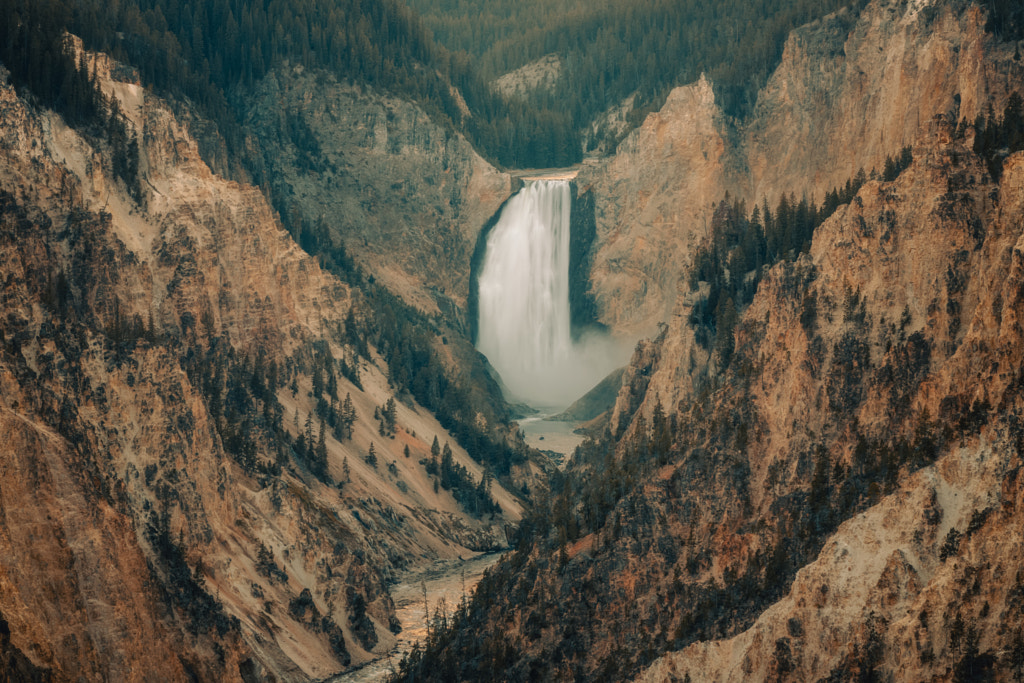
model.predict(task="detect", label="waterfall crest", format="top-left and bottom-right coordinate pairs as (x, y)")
top-left (476, 180), bottom-right (622, 407)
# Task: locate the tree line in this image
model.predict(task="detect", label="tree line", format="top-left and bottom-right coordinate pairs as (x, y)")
top-left (687, 146), bottom-right (912, 367)
top-left (3, 0), bottom-right (1020, 175)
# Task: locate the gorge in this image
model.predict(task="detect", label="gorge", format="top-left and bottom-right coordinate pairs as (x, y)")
top-left (1, 0), bottom-right (1024, 680)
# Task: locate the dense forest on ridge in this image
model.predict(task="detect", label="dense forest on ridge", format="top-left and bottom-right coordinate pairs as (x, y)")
top-left (1, 0), bottom-right (579, 170)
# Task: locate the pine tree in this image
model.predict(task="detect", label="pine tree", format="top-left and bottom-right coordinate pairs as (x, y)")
top-left (440, 443), bottom-right (454, 488)
top-left (430, 435), bottom-right (441, 472)
top-left (313, 418), bottom-right (328, 478)
top-left (326, 366), bottom-right (338, 400)
top-left (341, 393), bottom-right (356, 440)
top-left (650, 399), bottom-right (671, 461)
top-left (312, 362), bottom-right (324, 398)
top-left (383, 397), bottom-right (397, 435)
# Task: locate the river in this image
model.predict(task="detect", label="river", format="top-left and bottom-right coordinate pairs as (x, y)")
top-left (518, 413), bottom-right (585, 466)
top-left (331, 551), bottom-right (505, 682)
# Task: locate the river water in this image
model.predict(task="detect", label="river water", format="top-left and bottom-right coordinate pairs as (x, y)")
top-left (518, 413), bottom-right (585, 464)
top-left (331, 552), bottom-right (505, 683)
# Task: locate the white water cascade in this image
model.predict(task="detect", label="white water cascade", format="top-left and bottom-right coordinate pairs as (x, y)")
top-left (476, 179), bottom-right (623, 408)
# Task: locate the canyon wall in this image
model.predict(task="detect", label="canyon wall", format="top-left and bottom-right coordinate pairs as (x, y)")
top-left (243, 66), bottom-right (512, 319)
top-left (0, 52), bottom-right (521, 681)
top-left (637, 130), bottom-right (1024, 683)
top-left (580, 0), bottom-right (1024, 338)
top-left (416, 100), bottom-right (1024, 683)
top-left (399, 1), bottom-right (1024, 679)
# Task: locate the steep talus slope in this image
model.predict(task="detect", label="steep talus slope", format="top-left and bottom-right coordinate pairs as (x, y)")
top-left (0, 52), bottom-right (521, 681)
top-left (578, 0), bottom-right (1024, 336)
top-left (243, 67), bottom-right (511, 317)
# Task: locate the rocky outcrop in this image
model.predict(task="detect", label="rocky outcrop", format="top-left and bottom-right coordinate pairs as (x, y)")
top-left (0, 51), bottom-right (521, 682)
top-left (745, 0), bottom-right (1015, 206)
top-left (243, 66), bottom-right (512, 317)
top-left (492, 54), bottom-right (563, 99)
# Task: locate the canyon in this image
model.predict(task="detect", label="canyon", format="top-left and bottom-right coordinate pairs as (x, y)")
top-left (392, 0), bottom-right (1024, 680)
top-left (1, 0), bottom-right (1023, 679)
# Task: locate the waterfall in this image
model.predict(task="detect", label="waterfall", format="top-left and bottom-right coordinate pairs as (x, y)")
top-left (476, 179), bottom-right (621, 408)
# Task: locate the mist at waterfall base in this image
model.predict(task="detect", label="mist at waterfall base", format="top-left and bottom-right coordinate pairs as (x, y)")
top-left (476, 180), bottom-right (629, 409)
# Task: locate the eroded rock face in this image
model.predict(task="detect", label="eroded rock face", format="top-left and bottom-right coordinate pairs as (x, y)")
top-left (0, 52), bottom-right (521, 681)
top-left (243, 67), bottom-right (511, 316)
top-left (638, 411), bottom-right (1024, 682)
top-left (744, 0), bottom-right (1011, 206)
top-left (577, 75), bottom-right (739, 338)
top-left (582, 0), bottom-right (1024, 337)
top-left (624, 134), bottom-right (1024, 680)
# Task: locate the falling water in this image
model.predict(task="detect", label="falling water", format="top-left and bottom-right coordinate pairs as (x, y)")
top-left (476, 180), bottom-right (623, 408)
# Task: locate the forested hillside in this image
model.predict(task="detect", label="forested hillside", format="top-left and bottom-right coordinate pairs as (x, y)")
top-left (2, 0), bottom-right (578, 172)
top-left (1, 0), bottom-right (534, 512)
top-left (0, 1), bottom-right (539, 674)
top-left (0, 0), bottom-right (574, 487)
top-left (406, 0), bottom-right (864, 149)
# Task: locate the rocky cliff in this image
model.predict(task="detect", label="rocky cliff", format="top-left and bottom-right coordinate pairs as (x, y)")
top-left (0, 50), bottom-right (522, 681)
top-left (242, 66), bottom-right (511, 319)
top-left (636, 126), bottom-right (1024, 683)
top-left (577, 76), bottom-right (741, 337)
top-left (578, 0), bottom-right (1024, 337)
top-left (745, 0), bottom-right (1016, 205)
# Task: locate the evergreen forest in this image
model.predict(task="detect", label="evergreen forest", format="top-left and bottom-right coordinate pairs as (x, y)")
top-left (406, 0), bottom-right (866, 149)
top-left (3, 0), bottom-right (1022, 171)
top-left (1, 0), bottom-right (579, 169)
